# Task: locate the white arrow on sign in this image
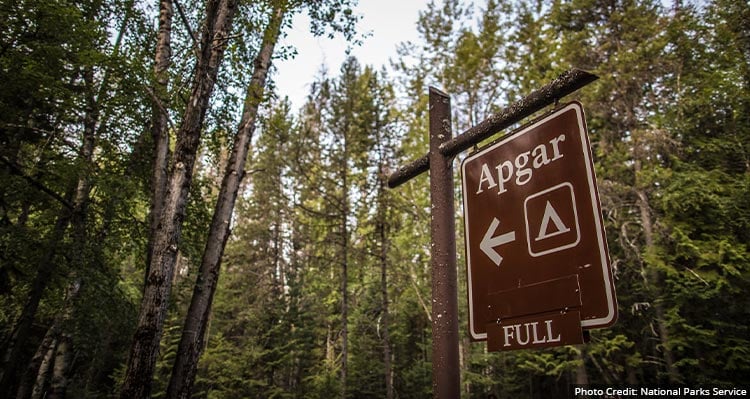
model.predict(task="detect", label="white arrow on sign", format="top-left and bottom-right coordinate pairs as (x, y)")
top-left (480, 217), bottom-right (516, 266)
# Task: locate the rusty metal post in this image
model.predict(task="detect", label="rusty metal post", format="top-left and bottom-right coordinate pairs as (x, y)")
top-left (428, 87), bottom-right (460, 398)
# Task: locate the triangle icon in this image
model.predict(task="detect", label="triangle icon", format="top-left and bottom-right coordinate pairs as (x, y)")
top-left (535, 201), bottom-right (570, 241)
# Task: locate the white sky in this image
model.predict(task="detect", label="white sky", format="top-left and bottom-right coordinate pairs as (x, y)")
top-left (274, 0), bottom-right (428, 110)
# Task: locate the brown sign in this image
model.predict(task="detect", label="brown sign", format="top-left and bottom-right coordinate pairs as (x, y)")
top-left (486, 310), bottom-right (584, 351)
top-left (460, 102), bottom-right (616, 342)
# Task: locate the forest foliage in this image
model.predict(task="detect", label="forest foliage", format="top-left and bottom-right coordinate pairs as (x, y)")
top-left (0, 0), bottom-right (748, 398)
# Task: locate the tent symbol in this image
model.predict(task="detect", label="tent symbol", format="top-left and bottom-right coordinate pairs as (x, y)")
top-left (524, 182), bottom-right (580, 257)
top-left (535, 201), bottom-right (571, 241)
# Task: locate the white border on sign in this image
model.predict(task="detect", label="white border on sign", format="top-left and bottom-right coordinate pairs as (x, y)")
top-left (460, 102), bottom-right (616, 341)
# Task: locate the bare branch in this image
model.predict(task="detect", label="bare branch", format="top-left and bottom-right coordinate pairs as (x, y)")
top-left (173, 0), bottom-right (198, 52)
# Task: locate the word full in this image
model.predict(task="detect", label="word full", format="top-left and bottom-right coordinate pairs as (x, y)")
top-left (476, 133), bottom-right (567, 195)
top-left (502, 319), bottom-right (561, 347)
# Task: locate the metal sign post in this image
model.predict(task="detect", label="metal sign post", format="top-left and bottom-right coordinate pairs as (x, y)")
top-left (387, 69), bottom-right (599, 398)
top-left (427, 88), bottom-right (460, 398)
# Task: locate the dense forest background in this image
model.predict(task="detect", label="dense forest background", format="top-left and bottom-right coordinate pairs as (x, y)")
top-left (1, 0), bottom-right (748, 398)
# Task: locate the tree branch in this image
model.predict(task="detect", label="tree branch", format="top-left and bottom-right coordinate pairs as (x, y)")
top-left (0, 156), bottom-right (73, 210)
top-left (173, 0), bottom-right (198, 52)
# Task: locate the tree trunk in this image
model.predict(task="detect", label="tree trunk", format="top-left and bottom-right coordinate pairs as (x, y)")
top-left (15, 326), bottom-right (56, 399)
top-left (164, 5), bottom-right (284, 399)
top-left (20, 279), bottom-right (82, 399)
top-left (340, 225), bottom-right (348, 399)
top-left (145, 0), bottom-right (174, 280)
top-left (340, 145), bottom-right (349, 399)
top-left (45, 333), bottom-right (72, 399)
top-left (635, 187), bottom-right (679, 383)
top-left (378, 184), bottom-right (393, 399)
top-left (119, 1), bottom-right (237, 397)
top-left (15, 276), bottom-right (81, 399)
top-left (30, 338), bottom-right (56, 399)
